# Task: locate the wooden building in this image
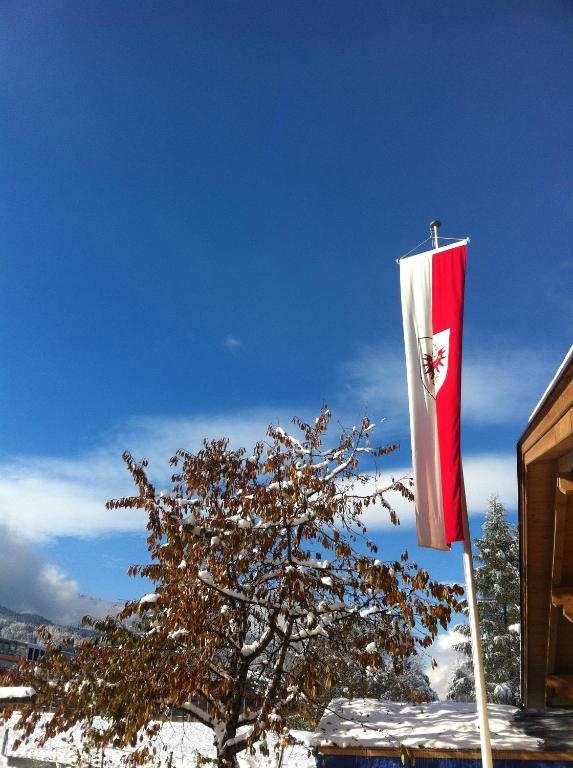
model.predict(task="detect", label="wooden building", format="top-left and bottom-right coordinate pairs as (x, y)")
top-left (0, 638), bottom-right (46, 670)
top-left (518, 345), bottom-right (573, 708)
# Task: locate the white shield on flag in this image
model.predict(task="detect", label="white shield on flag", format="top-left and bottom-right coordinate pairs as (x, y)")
top-left (418, 328), bottom-right (450, 399)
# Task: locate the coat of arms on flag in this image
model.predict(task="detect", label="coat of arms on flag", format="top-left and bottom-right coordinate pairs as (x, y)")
top-left (418, 328), bottom-right (450, 398)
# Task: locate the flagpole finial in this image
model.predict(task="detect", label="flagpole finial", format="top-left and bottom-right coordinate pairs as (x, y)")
top-left (430, 220), bottom-right (441, 249)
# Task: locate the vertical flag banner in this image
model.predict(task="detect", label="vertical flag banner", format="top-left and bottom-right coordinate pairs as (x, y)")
top-left (399, 241), bottom-right (467, 550)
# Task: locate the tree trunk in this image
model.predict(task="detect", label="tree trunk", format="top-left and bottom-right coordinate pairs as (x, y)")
top-left (216, 752), bottom-right (238, 768)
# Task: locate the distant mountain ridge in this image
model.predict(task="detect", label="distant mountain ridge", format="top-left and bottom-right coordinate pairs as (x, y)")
top-left (0, 603), bottom-right (100, 646)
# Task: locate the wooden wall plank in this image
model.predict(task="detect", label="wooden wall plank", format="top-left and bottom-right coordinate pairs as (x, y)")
top-left (547, 486), bottom-right (567, 681)
top-left (523, 461), bottom-right (555, 707)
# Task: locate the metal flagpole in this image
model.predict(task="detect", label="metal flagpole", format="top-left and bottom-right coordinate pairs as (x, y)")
top-left (429, 220), bottom-right (441, 249)
top-left (461, 484), bottom-right (493, 768)
top-left (430, 220), bottom-right (493, 768)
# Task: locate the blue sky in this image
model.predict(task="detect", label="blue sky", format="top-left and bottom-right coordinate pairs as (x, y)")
top-left (0, 0), bottom-right (572, 667)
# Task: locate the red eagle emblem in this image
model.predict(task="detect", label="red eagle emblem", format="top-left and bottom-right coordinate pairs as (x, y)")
top-left (422, 346), bottom-right (447, 383)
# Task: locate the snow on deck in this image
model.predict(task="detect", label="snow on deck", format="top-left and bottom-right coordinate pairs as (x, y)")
top-left (0, 713), bottom-right (314, 768)
top-left (311, 698), bottom-right (543, 751)
top-left (0, 688), bottom-right (35, 701)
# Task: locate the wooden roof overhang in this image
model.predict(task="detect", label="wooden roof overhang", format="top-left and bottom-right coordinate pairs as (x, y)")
top-left (319, 747), bottom-right (573, 761)
top-left (518, 346), bottom-right (573, 708)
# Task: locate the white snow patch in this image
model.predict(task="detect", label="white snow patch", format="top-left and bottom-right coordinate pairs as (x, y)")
top-left (139, 593), bottom-right (159, 606)
top-left (0, 713), bottom-right (314, 768)
top-left (0, 687), bottom-right (36, 700)
top-left (240, 642), bottom-right (259, 657)
top-left (311, 698), bottom-right (541, 750)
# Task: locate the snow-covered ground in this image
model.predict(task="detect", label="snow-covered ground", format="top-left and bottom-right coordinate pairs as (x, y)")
top-left (0, 714), bottom-right (315, 768)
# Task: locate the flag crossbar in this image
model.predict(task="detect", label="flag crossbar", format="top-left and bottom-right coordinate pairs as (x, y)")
top-left (396, 236), bottom-right (470, 264)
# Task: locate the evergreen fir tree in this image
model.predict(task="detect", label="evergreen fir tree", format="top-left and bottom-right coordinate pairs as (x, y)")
top-left (447, 496), bottom-right (521, 704)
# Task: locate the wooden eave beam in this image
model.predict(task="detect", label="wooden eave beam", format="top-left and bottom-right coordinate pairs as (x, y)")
top-left (0, 695), bottom-right (35, 706)
top-left (547, 674), bottom-right (573, 698)
top-left (521, 370), bottom-right (573, 458)
top-left (552, 586), bottom-right (573, 622)
top-left (557, 474), bottom-right (573, 495)
top-left (557, 449), bottom-right (573, 475)
top-left (319, 747), bottom-right (573, 760)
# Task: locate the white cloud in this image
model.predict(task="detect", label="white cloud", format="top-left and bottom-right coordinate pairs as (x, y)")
top-left (0, 393), bottom-right (517, 545)
top-left (359, 452), bottom-right (517, 531)
top-left (424, 628), bottom-right (464, 700)
top-left (0, 334), bottom-right (540, 621)
top-left (0, 459), bottom-right (141, 542)
top-left (461, 347), bottom-right (556, 424)
top-left (0, 524), bottom-right (117, 624)
top-left (0, 402), bottom-right (517, 627)
top-left (112, 408), bottom-right (292, 464)
top-left (341, 340), bottom-right (560, 425)
top-left (1, 409), bottom-right (308, 616)
top-left (341, 344), bottom-right (407, 419)
top-left (0, 408), bottom-right (300, 543)
top-left (460, 453), bottom-right (517, 512)
top-left (0, 337), bottom-right (544, 547)
top-left (223, 335), bottom-right (243, 352)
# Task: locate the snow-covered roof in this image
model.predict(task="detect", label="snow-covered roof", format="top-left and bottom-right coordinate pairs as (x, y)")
top-left (311, 699), bottom-right (573, 753)
top-left (0, 686), bottom-right (36, 702)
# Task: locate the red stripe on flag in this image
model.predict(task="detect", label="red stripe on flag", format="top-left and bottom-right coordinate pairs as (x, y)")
top-left (432, 244), bottom-right (466, 544)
